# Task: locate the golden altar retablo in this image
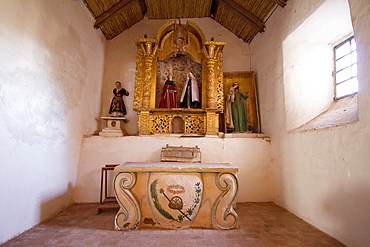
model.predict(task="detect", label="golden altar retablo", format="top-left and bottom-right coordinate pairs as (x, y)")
top-left (133, 20), bottom-right (226, 135)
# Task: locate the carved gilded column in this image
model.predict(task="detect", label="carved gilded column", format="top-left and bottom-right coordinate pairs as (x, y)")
top-left (133, 48), bottom-right (144, 111)
top-left (204, 41), bottom-right (226, 135)
top-left (204, 43), bottom-right (217, 109)
top-left (134, 39), bottom-right (158, 135)
top-left (216, 52), bottom-right (225, 111)
top-left (138, 40), bottom-right (158, 109)
top-left (204, 41), bottom-right (226, 110)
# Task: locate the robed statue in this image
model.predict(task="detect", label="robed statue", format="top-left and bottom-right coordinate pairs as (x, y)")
top-left (180, 72), bottom-right (200, 108)
top-left (109, 81), bottom-right (129, 116)
top-left (159, 75), bottom-right (177, 108)
top-left (226, 82), bottom-right (249, 132)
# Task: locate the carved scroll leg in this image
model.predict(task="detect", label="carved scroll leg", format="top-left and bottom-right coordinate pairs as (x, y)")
top-left (213, 173), bottom-right (239, 229)
top-left (114, 172), bottom-right (140, 230)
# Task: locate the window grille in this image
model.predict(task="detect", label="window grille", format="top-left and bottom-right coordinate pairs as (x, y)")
top-left (334, 36), bottom-right (358, 99)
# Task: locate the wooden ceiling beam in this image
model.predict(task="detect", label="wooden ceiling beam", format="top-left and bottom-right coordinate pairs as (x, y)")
top-left (94, 0), bottom-right (136, 29)
top-left (270, 0), bottom-right (288, 8)
top-left (216, 0), bottom-right (265, 33)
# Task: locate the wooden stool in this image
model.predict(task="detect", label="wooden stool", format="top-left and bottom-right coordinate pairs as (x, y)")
top-left (97, 164), bottom-right (120, 214)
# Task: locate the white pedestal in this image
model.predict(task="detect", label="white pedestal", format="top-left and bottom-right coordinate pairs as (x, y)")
top-left (99, 117), bottom-right (127, 137)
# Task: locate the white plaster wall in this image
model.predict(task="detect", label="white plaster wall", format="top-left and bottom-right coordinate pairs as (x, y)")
top-left (251, 0), bottom-right (370, 246)
top-left (100, 18), bottom-right (251, 135)
top-left (283, 40), bottom-right (334, 129)
top-left (75, 136), bottom-right (272, 203)
top-left (0, 1), bottom-right (105, 244)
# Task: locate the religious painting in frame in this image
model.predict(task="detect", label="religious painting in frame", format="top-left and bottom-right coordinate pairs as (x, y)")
top-left (223, 72), bottom-right (260, 133)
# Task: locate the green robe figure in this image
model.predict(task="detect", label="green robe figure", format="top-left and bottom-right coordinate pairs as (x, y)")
top-left (226, 82), bottom-right (249, 132)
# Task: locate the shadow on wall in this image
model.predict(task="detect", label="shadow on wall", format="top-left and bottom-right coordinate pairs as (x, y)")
top-left (40, 183), bottom-right (74, 222)
top-left (323, 181), bottom-right (370, 246)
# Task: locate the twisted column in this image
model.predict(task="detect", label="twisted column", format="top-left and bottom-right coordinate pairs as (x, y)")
top-left (139, 41), bottom-right (157, 109)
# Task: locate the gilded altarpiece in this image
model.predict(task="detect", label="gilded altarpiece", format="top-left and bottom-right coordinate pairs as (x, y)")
top-left (133, 20), bottom-right (226, 135)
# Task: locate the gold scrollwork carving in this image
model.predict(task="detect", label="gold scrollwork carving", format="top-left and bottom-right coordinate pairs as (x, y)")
top-left (204, 42), bottom-right (226, 110)
top-left (146, 111), bottom-right (205, 135)
top-left (139, 41), bottom-right (158, 109)
top-left (150, 114), bottom-right (172, 134)
top-left (134, 49), bottom-right (144, 110)
top-left (184, 115), bottom-right (205, 134)
top-left (206, 112), bottom-right (219, 135)
top-left (138, 111), bottom-right (150, 135)
top-left (142, 58), bottom-right (153, 108)
top-left (216, 52), bottom-right (224, 111)
top-left (206, 59), bottom-right (217, 109)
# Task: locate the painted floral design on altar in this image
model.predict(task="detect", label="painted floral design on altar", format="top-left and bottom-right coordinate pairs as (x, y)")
top-left (167, 184), bottom-right (185, 194)
top-left (150, 179), bottom-right (202, 223)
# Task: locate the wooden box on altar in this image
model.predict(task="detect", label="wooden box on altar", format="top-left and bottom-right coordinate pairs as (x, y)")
top-left (160, 144), bottom-right (201, 163)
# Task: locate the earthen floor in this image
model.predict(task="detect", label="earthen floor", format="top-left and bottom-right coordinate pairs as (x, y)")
top-left (1, 202), bottom-right (344, 247)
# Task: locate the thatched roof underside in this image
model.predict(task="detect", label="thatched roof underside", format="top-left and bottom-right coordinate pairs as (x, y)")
top-left (83, 0), bottom-right (288, 42)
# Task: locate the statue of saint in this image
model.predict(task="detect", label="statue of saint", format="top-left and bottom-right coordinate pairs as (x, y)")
top-left (226, 82), bottom-right (249, 132)
top-left (180, 72), bottom-right (200, 108)
top-left (159, 75), bottom-right (177, 108)
top-left (109, 81), bottom-right (129, 117)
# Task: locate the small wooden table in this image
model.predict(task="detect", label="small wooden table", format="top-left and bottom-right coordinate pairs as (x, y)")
top-left (113, 162), bottom-right (239, 230)
top-left (97, 164), bottom-right (119, 214)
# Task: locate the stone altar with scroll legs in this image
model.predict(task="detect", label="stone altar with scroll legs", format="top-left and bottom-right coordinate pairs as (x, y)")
top-left (113, 162), bottom-right (239, 230)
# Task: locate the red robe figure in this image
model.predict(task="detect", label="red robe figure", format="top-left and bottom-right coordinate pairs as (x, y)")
top-left (159, 75), bottom-right (177, 108)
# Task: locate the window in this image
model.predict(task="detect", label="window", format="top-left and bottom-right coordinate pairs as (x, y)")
top-left (282, 0), bottom-right (358, 131)
top-left (334, 36), bottom-right (358, 99)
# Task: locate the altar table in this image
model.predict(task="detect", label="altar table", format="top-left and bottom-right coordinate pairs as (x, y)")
top-left (113, 162), bottom-right (239, 230)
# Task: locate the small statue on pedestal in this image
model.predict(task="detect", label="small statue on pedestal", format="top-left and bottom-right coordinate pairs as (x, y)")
top-left (109, 81), bottom-right (129, 117)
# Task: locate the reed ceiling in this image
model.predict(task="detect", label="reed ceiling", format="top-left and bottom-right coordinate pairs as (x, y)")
top-left (83, 0), bottom-right (288, 42)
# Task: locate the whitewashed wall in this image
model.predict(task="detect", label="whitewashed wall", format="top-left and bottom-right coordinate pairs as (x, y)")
top-left (0, 1), bottom-right (105, 244)
top-left (251, 0), bottom-right (370, 246)
top-left (75, 135), bottom-right (272, 204)
top-left (99, 18), bottom-right (251, 135)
